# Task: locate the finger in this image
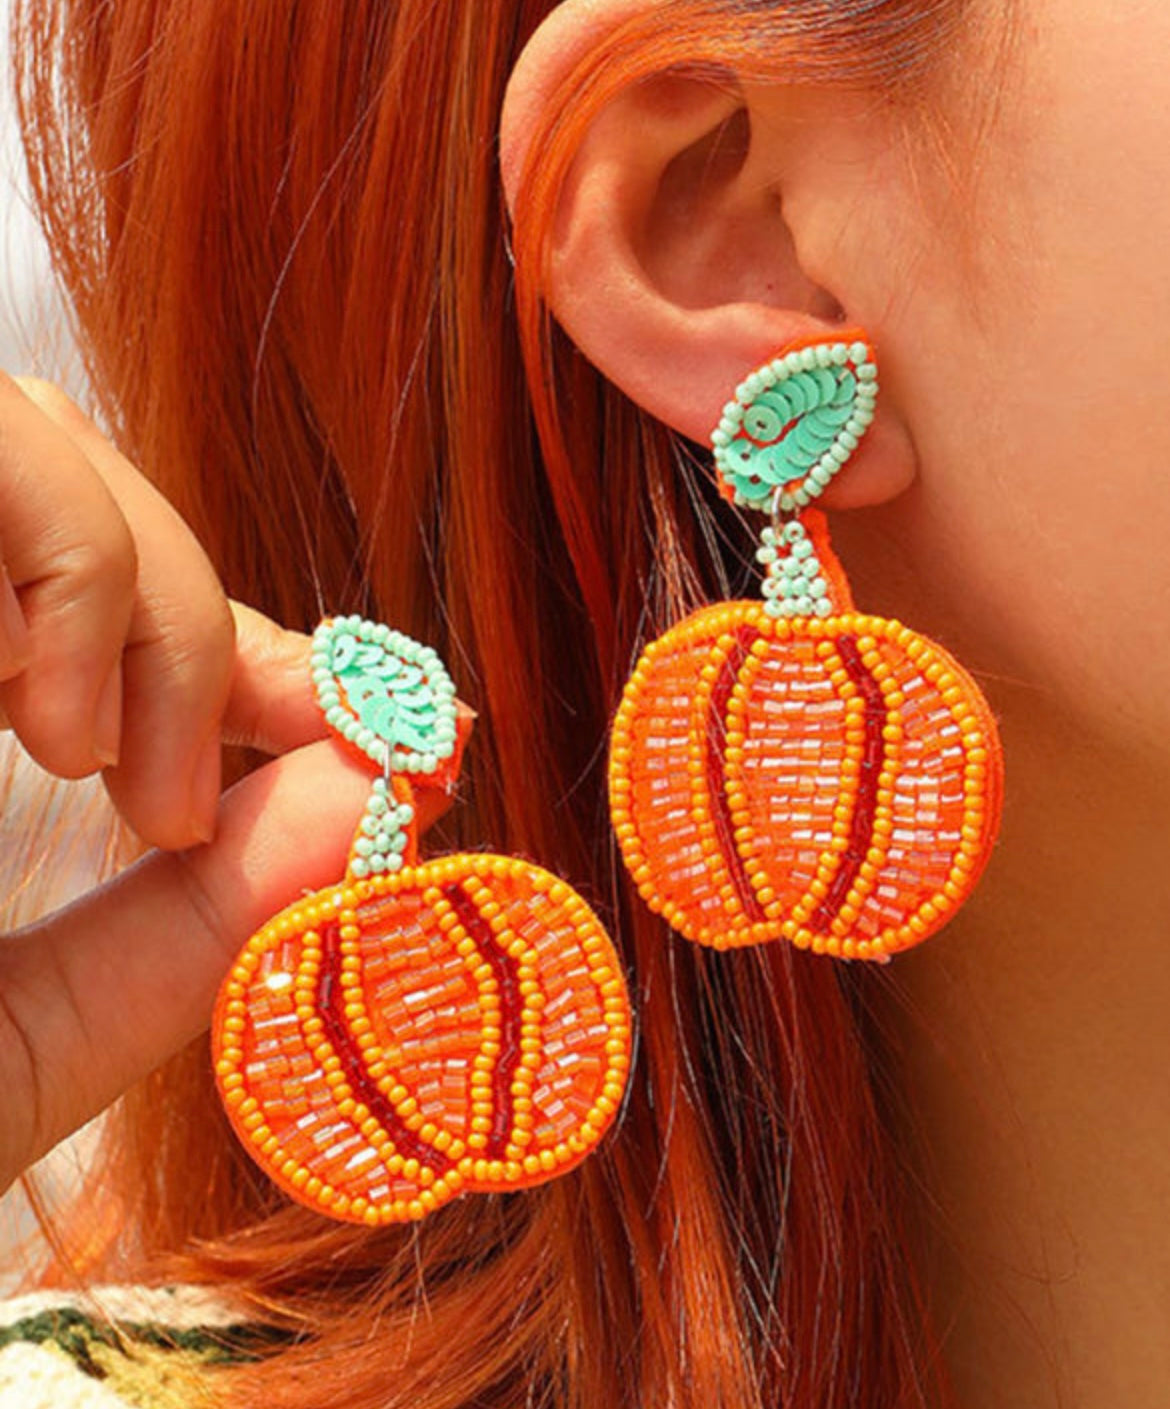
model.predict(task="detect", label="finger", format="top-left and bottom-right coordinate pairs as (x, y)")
top-left (0, 741), bottom-right (364, 1189)
top-left (0, 372), bottom-right (138, 777)
top-left (0, 565), bottom-right (30, 680)
top-left (220, 602), bottom-right (325, 752)
top-left (0, 597), bottom-right (476, 781)
top-left (13, 376), bottom-right (236, 850)
top-left (0, 736), bottom-right (467, 1189)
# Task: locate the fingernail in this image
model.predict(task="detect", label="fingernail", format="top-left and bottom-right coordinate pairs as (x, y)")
top-left (0, 567), bottom-right (30, 678)
top-left (189, 734), bottom-right (222, 844)
top-left (93, 662), bottom-right (122, 766)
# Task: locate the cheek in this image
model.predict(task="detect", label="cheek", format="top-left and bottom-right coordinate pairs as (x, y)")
top-left (848, 0), bottom-right (1170, 756)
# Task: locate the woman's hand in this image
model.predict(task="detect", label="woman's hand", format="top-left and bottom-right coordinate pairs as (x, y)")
top-left (0, 374), bottom-right (472, 1195)
top-left (0, 372), bottom-right (245, 847)
top-left (0, 735), bottom-right (471, 1199)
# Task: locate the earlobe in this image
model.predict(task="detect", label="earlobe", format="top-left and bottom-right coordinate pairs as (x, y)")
top-left (500, 0), bottom-right (918, 511)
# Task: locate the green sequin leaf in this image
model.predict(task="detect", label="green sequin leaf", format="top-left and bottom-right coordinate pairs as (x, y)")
top-left (712, 342), bottom-right (877, 510)
top-left (311, 617), bottom-right (459, 775)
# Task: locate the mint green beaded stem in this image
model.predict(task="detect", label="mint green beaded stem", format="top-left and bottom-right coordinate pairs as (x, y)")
top-left (310, 616), bottom-right (459, 881)
top-left (711, 338), bottom-right (877, 513)
top-left (348, 777), bottom-right (416, 880)
top-left (756, 520), bottom-right (834, 620)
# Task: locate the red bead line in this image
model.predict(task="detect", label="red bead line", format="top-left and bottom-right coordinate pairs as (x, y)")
top-left (809, 635), bottom-right (886, 934)
top-left (317, 923), bottom-right (452, 1174)
top-left (707, 624), bottom-right (767, 924)
top-left (441, 882), bottom-right (523, 1161)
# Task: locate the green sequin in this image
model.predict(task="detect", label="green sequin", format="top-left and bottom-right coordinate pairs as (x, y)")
top-left (311, 617), bottom-right (459, 773)
top-left (711, 343), bottom-right (876, 510)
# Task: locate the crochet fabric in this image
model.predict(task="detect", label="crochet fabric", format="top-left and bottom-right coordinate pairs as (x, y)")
top-left (0, 1286), bottom-right (288, 1408)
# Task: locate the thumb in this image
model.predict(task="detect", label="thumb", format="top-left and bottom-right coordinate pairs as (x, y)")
top-left (0, 737), bottom-right (459, 1192)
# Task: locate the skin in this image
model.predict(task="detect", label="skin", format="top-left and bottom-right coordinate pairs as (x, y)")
top-left (501, 1), bottom-right (1170, 1404)
top-left (851, 6), bottom-right (1170, 1402)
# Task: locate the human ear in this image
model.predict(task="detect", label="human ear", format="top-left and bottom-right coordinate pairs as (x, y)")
top-left (499, 0), bottom-right (917, 510)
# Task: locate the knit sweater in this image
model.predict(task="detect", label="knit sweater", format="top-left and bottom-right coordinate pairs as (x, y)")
top-left (0, 1286), bottom-right (288, 1408)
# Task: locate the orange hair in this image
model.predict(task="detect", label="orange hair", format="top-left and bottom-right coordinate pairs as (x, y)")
top-left (12, 1), bottom-right (969, 1404)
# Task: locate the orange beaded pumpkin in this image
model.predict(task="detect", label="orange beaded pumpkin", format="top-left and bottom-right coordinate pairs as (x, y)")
top-left (608, 336), bottom-right (1004, 959)
top-left (213, 618), bottom-right (632, 1224)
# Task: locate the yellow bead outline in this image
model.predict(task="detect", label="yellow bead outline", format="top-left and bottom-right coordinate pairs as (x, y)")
top-left (213, 856), bottom-right (632, 1225)
top-left (608, 607), bottom-right (998, 960)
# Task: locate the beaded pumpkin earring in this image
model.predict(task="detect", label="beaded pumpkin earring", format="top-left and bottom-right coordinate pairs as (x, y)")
top-left (608, 332), bottom-right (1004, 959)
top-left (212, 617), bottom-right (632, 1224)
